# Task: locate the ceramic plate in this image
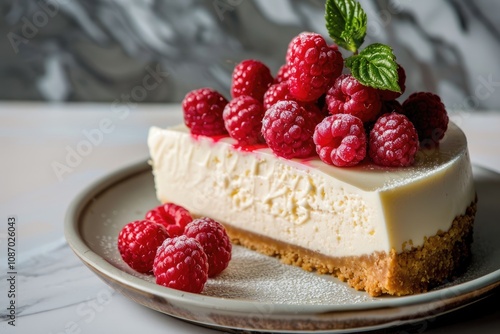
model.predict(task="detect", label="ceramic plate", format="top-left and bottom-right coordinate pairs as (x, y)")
top-left (65, 161), bottom-right (500, 333)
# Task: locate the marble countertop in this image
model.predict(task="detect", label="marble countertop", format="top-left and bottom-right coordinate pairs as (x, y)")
top-left (1, 102), bottom-right (499, 334)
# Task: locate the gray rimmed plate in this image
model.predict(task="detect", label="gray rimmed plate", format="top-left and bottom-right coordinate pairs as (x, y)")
top-left (64, 161), bottom-right (500, 333)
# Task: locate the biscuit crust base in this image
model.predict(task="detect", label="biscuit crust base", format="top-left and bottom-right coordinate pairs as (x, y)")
top-left (224, 200), bottom-right (477, 297)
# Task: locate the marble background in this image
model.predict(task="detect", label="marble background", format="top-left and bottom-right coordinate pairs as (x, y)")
top-left (1, 0), bottom-right (500, 111)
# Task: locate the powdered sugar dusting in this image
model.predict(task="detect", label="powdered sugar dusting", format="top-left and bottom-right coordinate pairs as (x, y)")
top-left (203, 245), bottom-right (374, 304)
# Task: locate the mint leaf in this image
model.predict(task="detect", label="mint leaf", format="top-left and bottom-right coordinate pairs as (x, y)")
top-left (345, 43), bottom-right (400, 92)
top-left (325, 0), bottom-right (367, 53)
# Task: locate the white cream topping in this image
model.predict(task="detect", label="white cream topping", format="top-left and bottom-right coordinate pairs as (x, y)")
top-left (148, 123), bottom-right (475, 257)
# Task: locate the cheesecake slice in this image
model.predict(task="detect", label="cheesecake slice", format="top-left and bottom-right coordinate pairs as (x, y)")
top-left (148, 122), bottom-right (476, 296)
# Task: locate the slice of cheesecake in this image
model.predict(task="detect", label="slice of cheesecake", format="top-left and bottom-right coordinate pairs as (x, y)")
top-left (147, 122), bottom-right (476, 296)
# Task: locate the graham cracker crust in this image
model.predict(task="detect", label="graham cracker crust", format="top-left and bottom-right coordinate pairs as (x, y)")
top-left (225, 200), bottom-right (477, 297)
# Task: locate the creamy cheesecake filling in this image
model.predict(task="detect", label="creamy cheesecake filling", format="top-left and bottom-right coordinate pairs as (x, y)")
top-left (148, 122), bottom-right (475, 258)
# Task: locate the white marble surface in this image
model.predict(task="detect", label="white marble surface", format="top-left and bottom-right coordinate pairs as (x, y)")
top-left (1, 102), bottom-right (500, 334)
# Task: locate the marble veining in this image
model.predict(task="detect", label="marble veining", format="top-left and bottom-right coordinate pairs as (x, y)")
top-left (1, 1), bottom-right (500, 111)
top-left (0, 239), bottom-right (115, 322)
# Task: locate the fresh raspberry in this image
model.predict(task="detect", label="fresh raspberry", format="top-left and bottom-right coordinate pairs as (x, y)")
top-left (287, 32), bottom-right (343, 102)
top-left (313, 114), bottom-right (367, 167)
top-left (118, 220), bottom-right (169, 274)
top-left (380, 99), bottom-right (403, 115)
top-left (274, 64), bottom-right (290, 84)
top-left (153, 235), bottom-right (208, 293)
top-left (369, 113), bottom-right (419, 167)
top-left (304, 102), bottom-right (327, 126)
top-left (285, 36), bottom-right (295, 64)
top-left (145, 203), bottom-right (193, 237)
top-left (263, 82), bottom-right (325, 125)
top-left (263, 82), bottom-right (295, 110)
top-left (184, 217), bottom-right (232, 277)
top-left (364, 100), bottom-right (403, 135)
top-left (223, 96), bottom-right (265, 145)
top-left (182, 88), bottom-right (228, 136)
top-left (261, 100), bottom-right (316, 159)
top-left (329, 44), bottom-right (340, 51)
top-left (377, 64), bottom-right (406, 101)
top-left (231, 59), bottom-right (274, 102)
top-left (326, 74), bottom-right (382, 123)
top-left (402, 92), bottom-right (449, 145)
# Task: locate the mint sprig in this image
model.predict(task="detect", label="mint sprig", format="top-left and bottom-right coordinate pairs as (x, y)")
top-left (325, 0), bottom-right (366, 53)
top-left (346, 43), bottom-right (400, 92)
top-left (325, 0), bottom-right (400, 92)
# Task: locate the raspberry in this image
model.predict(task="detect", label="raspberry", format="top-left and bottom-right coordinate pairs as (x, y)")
top-left (263, 82), bottom-right (325, 125)
top-left (329, 44), bottom-right (340, 51)
top-left (184, 217), bottom-right (232, 277)
top-left (153, 235), bottom-right (208, 293)
top-left (118, 220), bottom-right (169, 274)
top-left (287, 32), bottom-right (343, 102)
top-left (369, 113), bottom-right (419, 167)
top-left (145, 203), bottom-right (193, 237)
top-left (285, 36), bottom-right (295, 64)
top-left (365, 100), bottom-right (403, 135)
top-left (182, 88), bottom-right (228, 136)
top-left (274, 64), bottom-right (290, 84)
top-left (263, 82), bottom-right (295, 110)
top-left (377, 64), bottom-right (406, 101)
top-left (402, 92), bottom-right (449, 145)
top-left (231, 59), bottom-right (274, 102)
top-left (326, 74), bottom-right (382, 123)
top-left (313, 114), bottom-right (367, 167)
top-left (304, 102), bottom-right (328, 126)
top-left (223, 96), bottom-right (264, 145)
top-left (380, 99), bottom-right (403, 115)
top-left (261, 100), bottom-right (316, 159)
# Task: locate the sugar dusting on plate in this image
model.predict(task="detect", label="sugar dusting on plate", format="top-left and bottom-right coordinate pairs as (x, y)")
top-left (203, 245), bottom-right (374, 305)
top-left (97, 230), bottom-right (498, 306)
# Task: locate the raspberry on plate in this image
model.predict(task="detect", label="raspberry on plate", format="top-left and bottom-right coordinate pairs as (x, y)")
top-left (153, 235), bottom-right (208, 293)
top-left (377, 64), bottom-right (406, 101)
top-left (117, 220), bottom-right (169, 274)
top-left (261, 100), bottom-right (316, 159)
top-left (326, 74), bottom-right (382, 123)
top-left (313, 114), bottom-right (367, 167)
top-left (223, 95), bottom-right (265, 145)
top-left (287, 32), bottom-right (343, 102)
top-left (402, 92), bottom-right (449, 145)
top-left (182, 88), bottom-right (228, 136)
top-left (184, 217), bottom-right (232, 277)
top-left (369, 113), bottom-right (419, 167)
top-left (231, 59), bottom-right (274, 102)
top-left (145, 203), bottom-right (193, 237)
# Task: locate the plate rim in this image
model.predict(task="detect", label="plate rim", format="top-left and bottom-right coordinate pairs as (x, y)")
top-left (64, 159), bottom-right (500, 316)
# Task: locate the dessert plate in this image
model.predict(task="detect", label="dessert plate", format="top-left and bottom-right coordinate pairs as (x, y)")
top-left (65, 161), bottom-right (500, 333)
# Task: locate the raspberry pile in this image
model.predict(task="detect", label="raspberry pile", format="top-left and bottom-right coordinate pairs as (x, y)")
top-left (117, 203), bottom-right (232, 294)
top-left (181, 31), bottom-right (449, 167)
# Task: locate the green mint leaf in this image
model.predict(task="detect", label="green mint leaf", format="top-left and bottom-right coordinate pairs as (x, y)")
top-left (325, 0), bottom-right (367, 53)
top-left (345, 43), bottom-right (401, 92)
